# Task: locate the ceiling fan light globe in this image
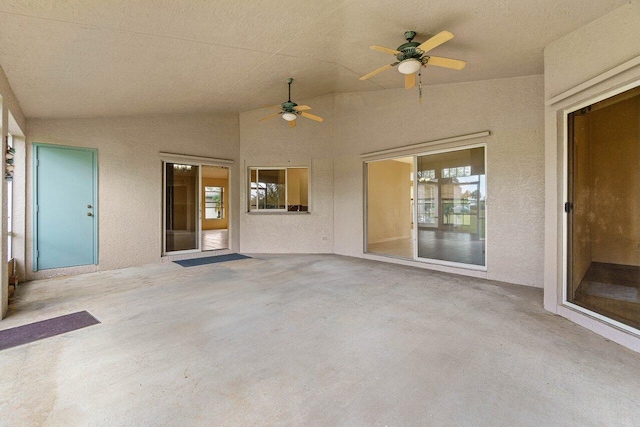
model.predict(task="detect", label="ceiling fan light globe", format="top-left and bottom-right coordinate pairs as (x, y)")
top-left (282, 112), bottom-right (297, 121)
top-left (398, 58), bottom-right (421, 75)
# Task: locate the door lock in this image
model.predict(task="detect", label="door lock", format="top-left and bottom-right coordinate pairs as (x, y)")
top-left (87, 204), bottom-right (92, 209)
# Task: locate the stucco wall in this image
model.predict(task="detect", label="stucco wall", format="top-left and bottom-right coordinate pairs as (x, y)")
top-left (543, 0), bottom-right (640, 351)
top-left (239, 95), bottom-right (335, 254)
top-left (240, 75), bottom-right (545, 287)
top-left (332, 76), bottom-right (545, 287)
top-left (26, 113), bottom-right (240, 279)
top-left (544, 2), bottom-right (640, 101)
top-left (0, 65), bottom-right (25, 134)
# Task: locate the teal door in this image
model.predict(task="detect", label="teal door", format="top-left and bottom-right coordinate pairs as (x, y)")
top-left (34, 144), bottom-right (97, 270)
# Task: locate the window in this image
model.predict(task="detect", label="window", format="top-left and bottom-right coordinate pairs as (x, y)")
top-left (164, 163), bottom-right (199, 252)
top-left (204, 186), bottom-right (224, 219)
top-left (249, 167), bottom-right (309, 212)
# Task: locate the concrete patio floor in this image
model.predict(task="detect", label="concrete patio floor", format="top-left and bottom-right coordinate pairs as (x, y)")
top-left (1, 254), bottom-right (639, 425)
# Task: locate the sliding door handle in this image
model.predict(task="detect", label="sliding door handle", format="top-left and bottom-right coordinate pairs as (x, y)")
top-left (564, 202), bottom-right (573, 213)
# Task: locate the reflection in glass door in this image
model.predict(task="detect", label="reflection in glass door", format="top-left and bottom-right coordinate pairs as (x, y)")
top-left (164, 163), bottom-right (199, 253)
top-left (416, 147), bottom-right (486, 266)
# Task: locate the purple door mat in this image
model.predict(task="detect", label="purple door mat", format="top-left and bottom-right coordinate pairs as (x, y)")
top-left (0, 310), bottom-right (100, 351)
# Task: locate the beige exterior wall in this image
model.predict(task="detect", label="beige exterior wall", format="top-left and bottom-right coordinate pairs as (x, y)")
top-left (240, 75), bottom-right (545, 287)
top-left (26, 113), bottom-right (240, 279)
top-left (544, 0), bottom-right (640, 351)
top-left (0, 65), bottom-right (25, 133)
top-left (239, 95), bottom-right (335, 254)
top-left (332, 76), bottom-right (545, 287)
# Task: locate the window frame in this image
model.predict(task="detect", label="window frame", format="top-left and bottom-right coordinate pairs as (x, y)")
top-left (248, 166), bottom-right (310, 213)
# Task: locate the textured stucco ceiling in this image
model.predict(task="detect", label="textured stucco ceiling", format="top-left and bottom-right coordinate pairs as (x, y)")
top-left (0, 0), bottom-right (628, 118)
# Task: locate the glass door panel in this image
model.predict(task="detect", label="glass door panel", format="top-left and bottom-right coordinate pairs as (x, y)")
top-left (201, 165), bottom-right (229, 251)
top-left (567, 89), bottom-right (640, 331)
top-left (366, 158), bottom-right (414, 259)
top-left (165, 163), bottom-right (199, 252)
top-left (416, 147), bottom-right (486, 266)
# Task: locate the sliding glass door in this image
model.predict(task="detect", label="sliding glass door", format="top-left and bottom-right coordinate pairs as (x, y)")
top-left (416, 147), bottom-right (486, 266)
top-left (365, 145), bottom-right (486, 269)
top-left (164, 163), bottom-right (199, 253)
top-left (566, 87), bottom-right (640, 332)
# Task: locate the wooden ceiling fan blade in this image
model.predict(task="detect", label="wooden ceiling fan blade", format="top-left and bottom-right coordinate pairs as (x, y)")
top-left (359, 62), bottom-right (398, 81)
top-left (258, 112), bottom-right (281, 122)
top-left (294, 105), bottom-right (311, 111)
top-left (300, 112), bottom-right (323, 122)
top-left (426, 56), bottom-right (466, 70)
top-left (405, 73), bottom-right (415, 89)
top-left (416, 30), bottom-right (454, 54)
top-left (289, 120), bottom-right (296, 128)
top-left (370, 45), bottom-right (401, 56)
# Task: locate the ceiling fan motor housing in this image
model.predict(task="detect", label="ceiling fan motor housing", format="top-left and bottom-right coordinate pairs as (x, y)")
top-left (396, 41), bottom-right (423, 62)
top-left (281, 101), bottom-right (298, 113)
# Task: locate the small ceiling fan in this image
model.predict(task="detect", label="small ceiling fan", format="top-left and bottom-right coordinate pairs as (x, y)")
top-left (360, 30), bottom-right (466, 90)
top-left (259, 78), bottom-right (324, 127)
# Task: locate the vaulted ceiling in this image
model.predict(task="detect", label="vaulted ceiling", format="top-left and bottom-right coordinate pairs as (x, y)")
top-left (0, 0), bottom-right (628, 118)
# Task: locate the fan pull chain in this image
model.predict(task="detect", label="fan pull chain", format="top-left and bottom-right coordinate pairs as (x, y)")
top-left (418, 70), bottom-right (423, 104)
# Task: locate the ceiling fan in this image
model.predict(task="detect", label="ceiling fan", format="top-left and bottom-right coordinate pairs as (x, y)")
top-left (259, 78), bottom-right (324, 127)
top-left (360, 30), bottom-right (466, 90)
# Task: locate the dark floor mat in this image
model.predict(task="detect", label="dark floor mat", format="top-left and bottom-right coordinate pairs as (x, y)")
top-left (173, 253), bottom-right (251, 267)
top-left (0, 311), bottom-right (100, 351)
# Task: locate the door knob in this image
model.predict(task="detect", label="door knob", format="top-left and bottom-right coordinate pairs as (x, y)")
top-left (87, 204), bottom-right (92, 209)
top-left (87, 212), bottom-right (93, 216)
